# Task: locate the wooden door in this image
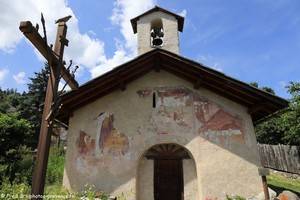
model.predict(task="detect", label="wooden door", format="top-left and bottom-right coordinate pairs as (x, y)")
top-left (154, 159), bottom-right (183, 200)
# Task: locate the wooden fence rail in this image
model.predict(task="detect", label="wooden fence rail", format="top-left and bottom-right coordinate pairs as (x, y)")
top-left (258, 144), bottom-right (300, 175)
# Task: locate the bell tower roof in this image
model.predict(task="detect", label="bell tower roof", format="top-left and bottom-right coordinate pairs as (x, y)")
top-left (130, 6), bottom-right (185, 34)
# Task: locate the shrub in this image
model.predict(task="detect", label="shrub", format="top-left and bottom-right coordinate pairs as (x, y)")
top-left (79, 184), bottom-right (110, 200)
top-left (0, 146), bottom-right (33, 185)
top-left (0, 178), bottom-right (30, 199)
top-left (226, 195), bottom-right (246, 200)
top-left (0, 113), bottom-right (33, 183)
top-left (46, 146), bottom-right (65, 185)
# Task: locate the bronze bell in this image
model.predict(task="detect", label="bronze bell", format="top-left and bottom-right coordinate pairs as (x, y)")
top-left (152, 37), bottom-right (163, 46)
top-left (151, 27), bottom-right (164, 47)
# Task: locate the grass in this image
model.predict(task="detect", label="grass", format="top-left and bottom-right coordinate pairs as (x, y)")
top-left (267, 173), bottom-right (300, 195)
top-left (44, 184), bottom-right (70, 195)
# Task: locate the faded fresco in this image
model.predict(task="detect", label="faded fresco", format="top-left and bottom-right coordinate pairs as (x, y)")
top-left (77, 112), bottom-right (129, 157)
top-left (137, 86), bottom-right (245, 146)
top-left (74, 86), bottom-right (244, 176)
top-left (75, 112), bottom-right (130, 176)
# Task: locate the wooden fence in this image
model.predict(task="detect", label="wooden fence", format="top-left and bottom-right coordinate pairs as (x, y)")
top-left (258, 144), bottom-right (300, 175)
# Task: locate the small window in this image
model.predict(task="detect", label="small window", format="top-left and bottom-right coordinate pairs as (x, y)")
top-left (152, 92), bottom-right (156, 108)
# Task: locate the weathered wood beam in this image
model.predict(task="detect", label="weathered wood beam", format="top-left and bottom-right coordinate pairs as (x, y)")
top-left (161, 50), bottom-right (288, 107)
top-left (66, 65), bottom-right (153, 112)
top-left (162, 64), bottom-right (254, 107)
top-left (248, 103), bottom-right (268, 115)
top-left (154, 55), bottom-right (161, 72)
top-left (119, 76), bottom-right (126, 91)
top-left (19, 21), bottom-right (78, 90)
top-left (22, 18), bottom-right (73, 198)
top-left (193, 78), bottom-right (204, 89)
top-left (61, 57), bottom-right (153, 105)
top-left (163, 57), bottom-right (261, 104)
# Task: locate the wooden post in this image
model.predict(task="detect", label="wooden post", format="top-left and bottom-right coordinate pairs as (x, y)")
top-left (258, 167), bottom-right (270, 200)
top-left (31, 21), bottom-right (67, 198)
top-left (19, 18), bottom-right (78, 199)
top-left (262, 175), bottom-right (270, 200)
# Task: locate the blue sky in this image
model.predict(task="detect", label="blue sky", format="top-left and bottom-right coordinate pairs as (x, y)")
top-left (0, 0), bottom-right (299, 99)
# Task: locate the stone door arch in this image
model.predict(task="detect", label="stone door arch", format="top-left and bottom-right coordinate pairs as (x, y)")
top-left (137, 143), bottom-right (198, 200)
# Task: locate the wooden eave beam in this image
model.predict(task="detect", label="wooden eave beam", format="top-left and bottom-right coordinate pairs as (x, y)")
top-left (61, 57), bottom-right (153, 105)
top-left (19, 21), bottom-right (79, 90)
top-left (61, 52), bottom-right (155, 101)
top-left (163, 56), bottom-right (287, 111)
top-left (193, 77), bottom-right (204, 89)
top-left (161, 59), bottom-right (258, 103)
top-left (62, 61), bottom-right (153, 112)
top-left (248, 104), bottom-right (266, 115)
top-left (161, 64), bottom-right (254, 107)
top-left (154, 55), bottom-right (161, 72)
top-left (64, 66), bottom-right (153, 113)
top-left (57, 49), bottom-right (287, 122)
top-left (160, 51), bottom-right (287, 107)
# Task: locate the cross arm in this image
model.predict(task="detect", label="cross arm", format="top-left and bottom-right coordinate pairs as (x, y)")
top-left (19, 21), bottom-right (79, 90)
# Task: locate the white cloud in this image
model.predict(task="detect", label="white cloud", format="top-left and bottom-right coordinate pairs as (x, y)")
top-left (91, 46), bottom-right (131, 78)
top-left (211, 64), bottom-right (223, 72)
top-left (0, 68), bottom-right (9, 81)
top-left (110, 0), bottom-right (156, 55)
top-left (90, 0), bottom-right (156, 77)
top-left (197, 54), bottom-right (223, 72)
top-left (0, 0), bottom-right (70, 53)
top-left (0, 0), bottom-right (156, 80)
top-left (58, 81), bottom-right (71, 92)
top-left (279, 81), bottom-right (287, 89)
top-left (13, 71), bottom-right (26, 84)
top-left (0, 0), bottom-right (105, 77)
top-left (178, 9), bottom-right (187, 17)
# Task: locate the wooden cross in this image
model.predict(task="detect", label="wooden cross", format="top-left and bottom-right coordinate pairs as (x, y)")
top-left (19, 15), bottom-right (78, 198)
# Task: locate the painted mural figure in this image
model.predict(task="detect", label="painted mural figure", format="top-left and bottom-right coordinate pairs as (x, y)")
top-left (78, 112), bottom-right (129, 159)
top-left (77, 131), bottom-right (95, 156)
top-left (95, 112), bottom-right (110, 155)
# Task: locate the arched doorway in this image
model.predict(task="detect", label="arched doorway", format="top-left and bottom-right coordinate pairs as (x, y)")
top-left (144, 143), bottom-right (190, 200)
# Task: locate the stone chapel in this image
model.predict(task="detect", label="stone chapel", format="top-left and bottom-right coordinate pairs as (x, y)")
top-left (59, 6), bottom-right (288, 200)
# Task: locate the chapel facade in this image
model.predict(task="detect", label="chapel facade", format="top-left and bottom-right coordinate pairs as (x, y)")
top-left (60, 6), bottom-right (288, 200)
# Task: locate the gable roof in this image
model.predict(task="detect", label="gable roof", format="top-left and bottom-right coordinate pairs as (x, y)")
top-left (130, 6), bottom-right (185, 33)
top-left (58, 48), bottom-right (288, 123)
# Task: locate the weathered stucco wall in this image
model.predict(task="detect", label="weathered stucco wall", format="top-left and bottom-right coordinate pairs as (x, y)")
top-left (183, 159), bottom-right (199, 200)
top-left (63, 70), bottom-right (263, 199)
top-left (137, 158), bottom-right (154, 200)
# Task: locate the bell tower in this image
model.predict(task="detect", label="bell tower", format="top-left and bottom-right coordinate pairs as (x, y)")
top-left (131, 6), bottom-right (184, 55)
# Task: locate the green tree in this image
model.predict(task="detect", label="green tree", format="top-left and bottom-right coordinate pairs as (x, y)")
top-left (249, 82), bottom-right (275, 95)
top-left (0, 113), bottom-right (33, 183)
top-left (261, 86), bottom-right (275, 95)
top-left (249, 82), bottom-right (259, 88)
top-left (0, 88), bottom-right (22, 114)
top-left (281, 82), bottom-right (300, 144)
top-left (255, 82), bottom-right (300, 145)
top-left (255, 115), bottom-right (285, 144)
top-left (18, 63), bottom-right (49, 148)
top-left (0, 64), bottom-right (51, 185)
